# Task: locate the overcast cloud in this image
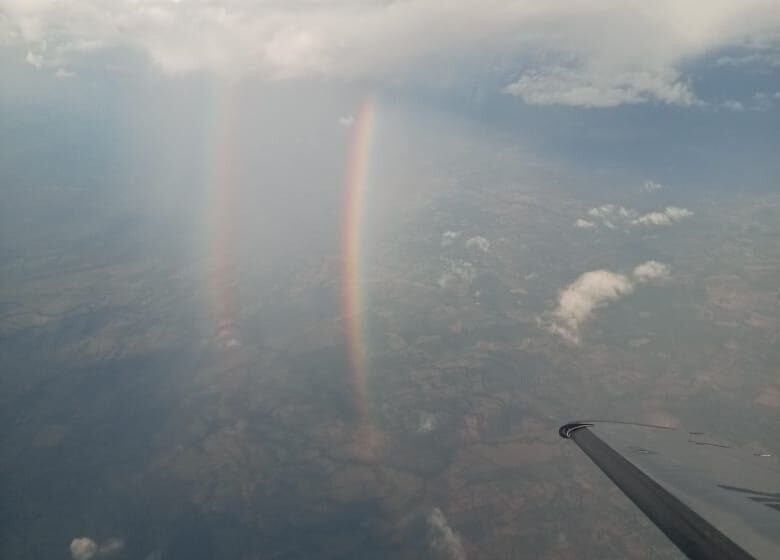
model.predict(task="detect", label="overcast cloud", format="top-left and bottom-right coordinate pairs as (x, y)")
top-left (2, 1), bottom-right (779, 107)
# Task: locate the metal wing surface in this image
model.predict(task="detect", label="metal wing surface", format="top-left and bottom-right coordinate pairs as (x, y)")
top-left (559, 421), bottom-right (779, 560)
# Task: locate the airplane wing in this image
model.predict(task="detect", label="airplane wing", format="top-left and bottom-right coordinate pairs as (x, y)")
top-left (559, 421), bottom-right (779, 559)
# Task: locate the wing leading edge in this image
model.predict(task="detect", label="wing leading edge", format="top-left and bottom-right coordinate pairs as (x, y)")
top-left (559, 421), bottom-right (778, 560)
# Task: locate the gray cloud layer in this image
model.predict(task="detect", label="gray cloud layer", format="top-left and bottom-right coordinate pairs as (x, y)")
top-left (2, 1), bottom-right (779, 107)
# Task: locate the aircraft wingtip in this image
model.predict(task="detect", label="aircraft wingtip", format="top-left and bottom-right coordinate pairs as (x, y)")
top-left (558, 422), bottom-right (593, 439)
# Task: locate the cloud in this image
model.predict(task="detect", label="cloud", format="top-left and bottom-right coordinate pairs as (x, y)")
top-left (631, 206), bottom-right (693, 225)
top-left (98, 539), bottom-right (124, 557)
top-left (547, 261), bottom-right (670, 344)
top-left (643, 180), bottom-right (664, 192)
top-left (664, 206), bottom-right (693, 220)
top-left (503, 67), bottom-right (696, 108)
top-left (2, 2), bottom-right (779, 106)
top-left (633, 211), bottom-right (672, 225)
top-left (25, 50), bottom-right (44, 69)
top-left (580, 204), bottom-right (692, 228)
top-left (722, 99), bottom-right (746, 111)
top-left (587, 204), bottom-right (616, 218)
top-left (70, 537), bottom-right (124, 560)
top-left (437, 260), bottom-right (475, 290)
top-left (716, 50), bottom-right (780, 67)
top-left (633, 261), bottom-right (670, 282)
top-left (751, 91), bottom-right (775, 110)
top-left (70, 539), bottom-right (97, 560)
top-left (418, 413), bottom-right (437, 433)
top-left (441, 230), bottom-right (460, 247)
top-left (55, 67), bottom-right (76, 79)
top-left (427, 508), bottom-right (467, 560)
top-left (465, 236), bottom-right (490, 252)
top-left (578, 204), bottom-right (634, 228)
top-left (575, 218), bottom-right (595, 228)
top-left (587, 204), bottom-right (637, 219)
top-left (338, 114), bottom-right (355, 127)
top-left (548, 270), bottom-right (634, 344)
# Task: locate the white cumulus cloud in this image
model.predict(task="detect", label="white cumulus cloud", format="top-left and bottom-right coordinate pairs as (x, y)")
top-left (465, 236), bottom-right (490, 252)
top-left (70, 537), bottom-right (124, 560)
top-left (547, 261), bottom-right (671, 344)
top-left (633, 211), bottom-right (672, 225)
top-left (632, 206), bottom-right (693, 226)
top-left (722, 99), bottom-right (746, 111)
top-left (55, 67), bottom-right (76, 79)
top-left (575, 218), bottom-right (595, 228)
top-left (338, 114), bottom-right (355, 127)
top-left (579, 203), bottom-right (692, 229)
top-left (427, 508), bottom-right (467, 560)
top-left (586, 204), bottom-right (636, 220)
top-left (441, 230), bottom-right (460, 247)
top-left (70, 538), bottom-right (98, 560)
top-left (633, 261), bottom-right (670, 282)
top-left (418, 412), bottom-right (437, 433)
top-left (587, 204), bottom-right (616, 218)
top-left (548, 270), bottom-right (634, 344)
top-left (664, 206), bottom-right (693, 221)
top-left (25, 50), bottom-right (44, 68)
top-left (643, 180), bottom-right (664, 192)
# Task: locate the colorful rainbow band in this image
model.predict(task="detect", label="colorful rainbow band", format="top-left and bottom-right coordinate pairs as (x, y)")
top-left (342, 97), bottom-right (376, 427)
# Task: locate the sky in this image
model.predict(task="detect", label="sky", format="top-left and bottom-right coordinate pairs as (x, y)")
top-left (3, 0), bottom-right (779, 196)
top-left (1, 2), bottom-right (779, 560)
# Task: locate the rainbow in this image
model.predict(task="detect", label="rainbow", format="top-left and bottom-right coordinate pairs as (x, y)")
top-left (207, 85), bottom-right (241, 348)
top-left (341, 97), bottom-right (376, 433)
top-left (202, 89), bottom-right (379, 446)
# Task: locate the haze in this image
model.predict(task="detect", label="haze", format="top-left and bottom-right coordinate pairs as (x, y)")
top-left (1, 2), bottom-right (779, 559)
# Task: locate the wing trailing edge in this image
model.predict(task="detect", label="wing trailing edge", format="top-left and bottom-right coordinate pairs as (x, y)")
top-left (560, 421), bottom-right (778, 559)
